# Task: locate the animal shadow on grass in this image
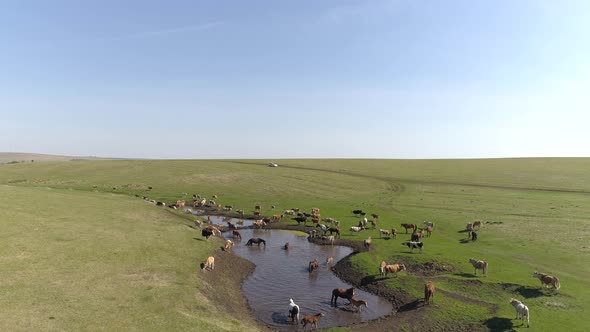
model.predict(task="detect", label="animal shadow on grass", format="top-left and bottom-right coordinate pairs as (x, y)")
top-left (193, 237), bottom-right (206, 241)
top-left (398, 299), bottom-right (421, 312)
top-left (483, 317), bottom-right (513, 332)
top-left (454, 272), bottom-right (478, 278)
top-left (458, 229), bottom-right (470, 234)
top-left (515, 286), bottom-right (545, 299)
top-left (459, 239), bottom-right (471, 244)
top-left (360, 275), bottom-right (388, 286)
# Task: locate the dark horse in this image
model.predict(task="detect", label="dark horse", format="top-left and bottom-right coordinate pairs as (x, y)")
top-left (328, 227), bottom-right (340, 238)
top-left (331, 287), bottom-right (354, 305)
top-left (246, 238), bottom-right (266, 247)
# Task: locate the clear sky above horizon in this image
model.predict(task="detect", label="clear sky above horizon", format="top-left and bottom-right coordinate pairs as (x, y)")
top-left (2, 0), bottom-right (589, 159)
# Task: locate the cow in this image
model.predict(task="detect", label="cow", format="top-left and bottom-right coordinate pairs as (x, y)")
top-left (200, 256), bottom-right (215, 271)
top-left (402, 241), bottom-right (423, 253)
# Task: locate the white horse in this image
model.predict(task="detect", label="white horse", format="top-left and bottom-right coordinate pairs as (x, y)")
top-left (509, 298), bottom-right (530, 327)
top-left (288, 298), bottom-right (300, 324)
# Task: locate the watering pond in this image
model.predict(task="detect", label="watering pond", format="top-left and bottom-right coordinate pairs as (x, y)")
top-left (221, 225), bottom-right (393, 330)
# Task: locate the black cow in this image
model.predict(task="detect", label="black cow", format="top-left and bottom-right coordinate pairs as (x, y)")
top-left (201, 229), bottom-right (214, 239)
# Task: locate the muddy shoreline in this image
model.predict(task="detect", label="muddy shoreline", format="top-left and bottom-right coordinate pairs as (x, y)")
top-left (195, 210), bottom-right (483, 331)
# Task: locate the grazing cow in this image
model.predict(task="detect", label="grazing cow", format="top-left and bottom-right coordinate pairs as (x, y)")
top-left (472, 220), bottom-right (482, 230)
top-left (401, 223), bottom-right (416, 233)
top-left (382, 263), bottom-right (406, 277)
top-left (176, 200), bottom-right (186, 208)
top-left (331, 287), bottom-right (354, 305)
top-left (350, 226), bottom-right (364, 234)
top-left (371, 213), bottom-right (379, 219)
top-left (156, 201), bottom-right (165, 206)
top-left (294, 216), bottom-right (307, 225)
top-left (292, 208), bottom-right (300, 212)
top-left (402, 241), bottom-right (424, 253)
top-left (308, 230), bottom-right (317, 239)
top-left (301, 313), bottom-right (325, 330)
top-left (424, 281), bottom-right (435, 305)
top-left (311, 207), bottom-right (320, 214)
top-left (253, 211), bottom-right (261, 217)
top-left (533, 271), bottom-right (561, 290)
top-left (224, 239), bottom-right (234, 252)
top-left (379, 229), bottom-right (390, 238)
top-left (469, 258), bottom-right (488, 276)
top-left (194, 220), bottom-right (203, 228)
top-left (272, 214), bottom-right (283, 221)
top-left (201, 229), bottom-right (214, 239)
top-left (471, 231), bottom-right (478, 241)
top-left (201, 256), bottom-right (215, 271)
top-left (423, 221), bottom-right (435, 229)
top-left (232, 230), bottom-right (242, 240)
top-left (308, 258), bottom-right (320, 273)
top-left (255, 204), bottom-right (261, 210)
top-left (391, 228), bottom-right (398, 239)
top-left (509, 298), bottom-right (530, 327)
top-left (246, 238), bottom-right (266, 247)
top-left (326, 256), bottom-right (334, 265)
top-left (363, 236), bottom-right (372, 250)
top-left (347, 298), bottom-right (368, 312)
top-left (328, 227), bottom-right (340, 238)
top-left (311, 214), bottom-right (321, 224)
top-left (212, 195), bottom-right (218, 199)
top-left (288, 298), bottom-right (300, 325)
top-left (284, 209), bottom-right (295, 215)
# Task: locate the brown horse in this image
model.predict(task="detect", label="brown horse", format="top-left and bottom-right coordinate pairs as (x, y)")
top-left (401, 223), bottom-right (416, 233)
top-left (309, 258), bottom-right (320, 273)
top-left (301, 313), bottom-right (325, 330)
top-left (424, 281), bottom-right (435, 305)
top-left (348, 297), bottom-right (368, 312)
top-left (533, 271), bottom-right (560, 290)
top-left (328, 227), bottom-right (340, 238)
top-left (232, 230), bottom-right (242, 240)
top-left (331, 287), bottom-right (354, 305)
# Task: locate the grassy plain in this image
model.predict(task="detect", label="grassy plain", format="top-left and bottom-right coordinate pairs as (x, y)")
top-left (0, 158), bottom-right (589, 331)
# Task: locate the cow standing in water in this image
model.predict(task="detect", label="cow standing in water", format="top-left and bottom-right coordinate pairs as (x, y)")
top-left (288, 298), bottom-right (300, 324)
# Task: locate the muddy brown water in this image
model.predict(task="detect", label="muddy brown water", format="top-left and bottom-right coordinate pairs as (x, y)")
top-left (228, 227), bottom-right (393, 330)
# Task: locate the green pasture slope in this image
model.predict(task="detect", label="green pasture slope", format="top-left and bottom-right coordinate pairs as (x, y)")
top-left (0, 158), bottom-right (589, 331)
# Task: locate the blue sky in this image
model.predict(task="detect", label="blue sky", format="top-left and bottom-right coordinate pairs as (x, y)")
top-left (1, 0), bottom-right (589, 159)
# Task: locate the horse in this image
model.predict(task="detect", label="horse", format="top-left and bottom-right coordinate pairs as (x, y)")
top-left (533, 271), bottom-right (560, 290)
top-left (246, 238), bottom-right (266, 247)
top-left (232, 230), bottom-right (242, 240)
top-left (301, 313), bottom-right (325, 330)
top-left (424, 281), bottom-right (435, 304)
top-left (328, 227), bottom-right (340, 238)
top-left (326, 256), bottom-right (334, 266)
top-left (469, 258), bottom-right (488, 276)
top-left (391, 228), bottom-right (397, 239)
top-left (379, 261), bottom-right (388, 276)
top-left (509, 298), bottom-right (530, 327)
top-left (283, 242), bottom-right (289, 250)
top-left (308, 258), bottom-right (320, 273)
top-left (363, 236), bottom-right (372, 250)
top-left (348, 297), bottom-right (368, 312)
top-left (288, 298), bottom-right (300, 324)
top-left (331, 287), bottom-right (354, 305)
top-left (401, 223), bottom-right (416, 233)
top-left (224, 239), bottom-right (234, 252)
top-left (379, 229), bottom-right (390, 238)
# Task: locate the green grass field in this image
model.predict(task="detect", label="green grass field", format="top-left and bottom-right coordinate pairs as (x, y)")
top-left (0, 158), bottom-right (588, 331)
